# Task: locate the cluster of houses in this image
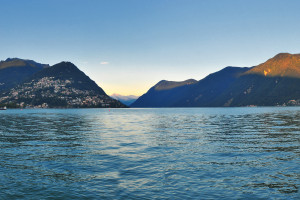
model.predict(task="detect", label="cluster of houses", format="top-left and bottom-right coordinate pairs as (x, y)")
top-left (0, 77), bottom-right (114, 108)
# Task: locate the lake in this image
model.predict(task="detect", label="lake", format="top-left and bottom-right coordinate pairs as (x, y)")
top-left (0, 107), bottom-right (299, 199)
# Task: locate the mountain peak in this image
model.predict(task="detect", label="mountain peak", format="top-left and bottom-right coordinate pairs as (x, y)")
top-left (0, 58), bottom-right (49, 70)
top-left (54, 61), bottom-right (78, 69)
top-left (111, 93), bottom-right (139, 99)
top-left (5, 57), bottom-right (19, 62)
top-left (110, 93), bottom-right (139, 106)
top-left (0, 58), bottom-right (50, 92)
top-left (246, 53), bottom-right (300, 78)
top-left (273, 52), bottom-right (295, 59)
top-left (0, 61), bottom-right (126, 108)
top-left (58, 61), bottom-right (74, 65)
top-left (154, 79), bottom-right (197, 91)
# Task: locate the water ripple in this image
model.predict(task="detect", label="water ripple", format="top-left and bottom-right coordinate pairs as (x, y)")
top-left (0, 107), bottom-right (299, 199)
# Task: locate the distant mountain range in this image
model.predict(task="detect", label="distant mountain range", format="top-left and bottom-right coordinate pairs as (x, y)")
top-left (110, 93), bottom-right (139, 106)
top-left (1, 53), bottom-right (299, 108)
top-left (0, 59), bottom-right (126, 108)
top-left (131, 53), bottom-right (300, 107)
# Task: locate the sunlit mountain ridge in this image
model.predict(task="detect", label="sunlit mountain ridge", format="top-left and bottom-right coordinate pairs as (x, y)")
top-left (246, 53), bottom-right (300, 78)
top-left (132, 53), bottom-right (300, 107)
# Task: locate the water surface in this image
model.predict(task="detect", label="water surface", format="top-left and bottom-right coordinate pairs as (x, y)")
top-left (0, 107), bottom-right (299, 199)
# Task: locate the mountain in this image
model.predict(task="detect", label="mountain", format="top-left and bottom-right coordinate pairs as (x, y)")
top-left (131, 79), bottom-right (197, 107)
top-left (0, 61), bottom-right (126, 108)
top-left (214, 53), bottom-right (300, 106)
top-left (30, 61), bottom-right (106, 95)
top-left (0, 58), bottom-right (49, 92)
top-left (173, 67), bottom-right (250, 107)
top-left (132, 53), bottom-right (300, 107)
top-left (110, 93), bottom-right (139, 106)
top-left (245, 53), bottom-right (300, 78)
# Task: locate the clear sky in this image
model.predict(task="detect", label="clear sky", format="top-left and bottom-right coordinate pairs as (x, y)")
top-left (1, 0), bottom-right (300, 96)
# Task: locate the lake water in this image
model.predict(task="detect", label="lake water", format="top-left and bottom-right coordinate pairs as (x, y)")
top-left (0, 107), bottom-right (299, 199)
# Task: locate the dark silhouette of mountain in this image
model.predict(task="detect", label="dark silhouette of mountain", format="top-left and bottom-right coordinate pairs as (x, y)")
top-left (30, 62), bottom-right (106, 95)
top-left (0, 61), bottom-right (126, 108)
top-left (212, 74), bottom-right (300, 106)
top-left (0, 58), bottom-right (49, 92)
top-left (110, 93), bottom-right (139, 106)
top-left (131, 79), bottom-right (197, 107)
top-left (132, 53), bottom-right (300, 107)
top-left (173, 67), bottom-right (250, 107)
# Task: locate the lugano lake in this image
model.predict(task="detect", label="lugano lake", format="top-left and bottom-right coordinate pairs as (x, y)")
top-left (0, 107), bottom-right (299, 199)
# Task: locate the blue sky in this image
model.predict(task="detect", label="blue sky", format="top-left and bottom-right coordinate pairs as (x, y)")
top-left (1, 0), bottom-right (300, 96)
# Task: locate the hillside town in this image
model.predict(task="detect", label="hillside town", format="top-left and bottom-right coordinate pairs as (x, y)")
top-left (0, 77), bottom-right (121, 108)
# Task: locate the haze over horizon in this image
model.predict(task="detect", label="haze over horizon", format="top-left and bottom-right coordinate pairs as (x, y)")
top-left (1, 0), bottom-right (300, 96)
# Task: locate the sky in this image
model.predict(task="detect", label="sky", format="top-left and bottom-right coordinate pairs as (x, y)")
top-left (1, 0), bottom-right (300, 96)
